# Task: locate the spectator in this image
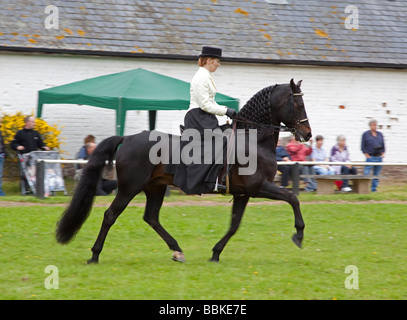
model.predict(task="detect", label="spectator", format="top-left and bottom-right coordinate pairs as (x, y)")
top-left (0, 117), bottom-right (6, 196)
top-left (361, 119), bottom-right (385, 192)
top-left (330, 135), bottom-right (357, 192)
top-left (82, 142), bottom-right (97, 159)
top-left (77, 142), bottom-right (117, 196)
top-left (75, 141), bottom-right (96, 172)
top-left (11, 116), bottom-right (50, 194)
top-left (276, 139), bottom-right (291, 188)
top-left (77, 135), bottom-right (96, 160)
top-left (311, 135), bottom-right (335, 175)
top-left (286, 135), bottom-right (316, 192)
top-left (11, 116), bottom-right (50, 154)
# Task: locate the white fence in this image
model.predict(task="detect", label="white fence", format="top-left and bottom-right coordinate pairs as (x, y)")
top-left (34, 159), bottom-right (407, 198)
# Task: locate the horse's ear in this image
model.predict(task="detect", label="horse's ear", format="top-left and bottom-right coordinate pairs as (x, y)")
top-left (290, 78), bottom-right (297, 92)
top-left (297, 80), bottom-right (302, 88)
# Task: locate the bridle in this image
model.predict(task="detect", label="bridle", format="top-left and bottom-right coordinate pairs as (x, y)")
top-left (292, 92), bottom-right (309, 125)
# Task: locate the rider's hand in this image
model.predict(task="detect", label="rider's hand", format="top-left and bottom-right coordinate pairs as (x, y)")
top-left (226, 108), bottom-right (237, 119)
top-left (17, 146), bottom-right (25, 151)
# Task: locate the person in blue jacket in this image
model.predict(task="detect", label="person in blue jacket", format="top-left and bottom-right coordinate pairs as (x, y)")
top-left (361, 119), bottom-right (385, 192)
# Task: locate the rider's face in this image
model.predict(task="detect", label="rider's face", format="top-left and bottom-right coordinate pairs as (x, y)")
top-left (206, 58), bottom-right (221, 73)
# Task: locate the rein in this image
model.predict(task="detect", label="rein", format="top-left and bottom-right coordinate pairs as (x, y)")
top-left (233, 116), bottom-right (296, 133)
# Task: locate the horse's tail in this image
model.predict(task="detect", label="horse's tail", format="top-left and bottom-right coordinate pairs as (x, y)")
top-left (56, 135), bottom-right (124, 244)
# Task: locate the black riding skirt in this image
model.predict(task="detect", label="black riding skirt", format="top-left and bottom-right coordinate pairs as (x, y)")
top-left (173, 108), bottom-right (225, 194)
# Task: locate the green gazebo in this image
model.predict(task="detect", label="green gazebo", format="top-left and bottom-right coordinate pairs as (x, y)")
top-left (37, 68), bottom-right (239, 135)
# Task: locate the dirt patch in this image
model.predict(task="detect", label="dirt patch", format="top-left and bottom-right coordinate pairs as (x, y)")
top-left (0, 201), bottom-right (66, 207)
top-left (1, 199), bottom-right (407, 208)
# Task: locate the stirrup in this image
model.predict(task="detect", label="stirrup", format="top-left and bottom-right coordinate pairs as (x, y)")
top-left (214, 184), bottom-right (227, 192)
top-left (213, 178), bottom-right (228, 193)
top-left (213, 178), bottom-right (219, 192)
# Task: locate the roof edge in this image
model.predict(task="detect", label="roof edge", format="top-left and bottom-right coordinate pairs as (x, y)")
top-left (1, 46), bottom-right (406, 70)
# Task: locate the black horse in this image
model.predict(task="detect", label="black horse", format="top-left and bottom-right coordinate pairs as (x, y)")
top-left (56, 79), bottom-right (312, 264)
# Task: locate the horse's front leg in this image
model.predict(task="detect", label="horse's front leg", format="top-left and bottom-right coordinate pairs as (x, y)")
top-left (210, 195), bottom-right (250, 262)
top-left (256, 181), bottom-right (305, 248)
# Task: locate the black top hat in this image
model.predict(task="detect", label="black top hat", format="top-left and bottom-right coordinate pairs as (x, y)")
top-left (199, 46), bottom-right (222, 59)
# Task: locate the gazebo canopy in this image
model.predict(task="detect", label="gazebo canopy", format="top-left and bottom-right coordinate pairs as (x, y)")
top-left (37, 68), bottom-right (239, 135)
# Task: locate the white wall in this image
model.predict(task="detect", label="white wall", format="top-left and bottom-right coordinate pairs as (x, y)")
top-left (1, 52), bottom-right (406, 161)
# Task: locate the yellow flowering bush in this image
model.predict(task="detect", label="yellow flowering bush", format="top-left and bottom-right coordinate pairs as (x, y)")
top-left (1, 111), bottom-right (64, 160)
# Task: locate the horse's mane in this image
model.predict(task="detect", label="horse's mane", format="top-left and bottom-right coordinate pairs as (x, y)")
top-left (237, 84), bottom-right (291, 124)
top-left (237, 85), bottom-right (276, 125)
top-left (235, 83), bottom-right (290, 142)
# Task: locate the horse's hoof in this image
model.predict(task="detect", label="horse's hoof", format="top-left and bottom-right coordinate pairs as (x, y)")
top-left (87, 258), bottom-right (99, 264)
top-left (291, 234), bottom-right (303, 249)
top-left (209, 252), bottom-right (220, 263)
top-left (172, 251), bottom-right (186, 263)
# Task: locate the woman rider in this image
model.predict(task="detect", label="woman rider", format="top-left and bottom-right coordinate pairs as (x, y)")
top-left (173, 46), bottom-right (237, 194)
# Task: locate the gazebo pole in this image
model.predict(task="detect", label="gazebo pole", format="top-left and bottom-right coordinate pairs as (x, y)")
top-left (149, 110), bottom-right (157, 131)
top-left (116, 96), bottom-right (126, 136)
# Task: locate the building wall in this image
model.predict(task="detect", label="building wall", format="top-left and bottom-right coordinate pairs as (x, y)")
top-left (1, 52), bottom-right (406, 161)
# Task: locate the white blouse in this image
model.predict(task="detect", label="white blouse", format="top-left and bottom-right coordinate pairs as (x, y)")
top-left (189, 67), bottom-right (227, 116)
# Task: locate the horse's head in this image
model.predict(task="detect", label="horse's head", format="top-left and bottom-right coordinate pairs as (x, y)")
top-left (280, 79), bottom-right (312, 142)
top-left (235, 80), bottom-right (312, 142)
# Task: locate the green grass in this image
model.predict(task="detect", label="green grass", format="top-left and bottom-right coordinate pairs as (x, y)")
top-left (1, 182), bottom-right (407, 206)
top-left (0, 202), bottom-right (406, 300)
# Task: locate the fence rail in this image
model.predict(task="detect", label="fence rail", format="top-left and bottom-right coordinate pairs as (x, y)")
top-left (35, 159), bottom-right (407, 198)
top-left (37, 159), bottom-right (407, 166)
top-left (276, 161), bottom-right (406, 166)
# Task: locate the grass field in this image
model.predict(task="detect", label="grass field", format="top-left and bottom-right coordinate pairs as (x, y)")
top-left (1, 191), bottom-right (406, 299)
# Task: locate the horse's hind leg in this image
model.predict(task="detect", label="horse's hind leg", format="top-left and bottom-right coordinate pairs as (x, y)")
top-left (143, 184), bottom-right (185, 262)
top-left (256, 181), bottom-right (305, 248)
top-left (88, 189), bottom-right (139, 264)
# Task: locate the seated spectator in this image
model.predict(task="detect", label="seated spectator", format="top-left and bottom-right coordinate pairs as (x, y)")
top-left (76, 142), bottom-right (117, 196)
top-left (276, 139), bottom-right (291, 188)
top-left (311, 135), bottom-right (335, 175)
top-left (286, 135), bottom-right (316, 192)
top-left (330, 135), bottom-right (357, 192)
top-left (77, 134), bottom-right (96, 161)
top-left (80, 142), bottom-right (96, 162)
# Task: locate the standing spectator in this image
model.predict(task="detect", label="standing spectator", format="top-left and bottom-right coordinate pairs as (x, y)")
top-left (276, 139), bottom-right (291, 188)
top-left (361, 119), bottom-right (385, 192)
top-left (11, 116), bottom-right (50, 194)
top-left (0, 117), bottom-right (6, 196)
top-left (311, 135), bottom-right (335, 175)
top-left (11, 116), bottom-right (50, 154)
top-left (286, 135), bottom-right (316, 192)
top-left (330, 135), bottom-right (357, 192)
